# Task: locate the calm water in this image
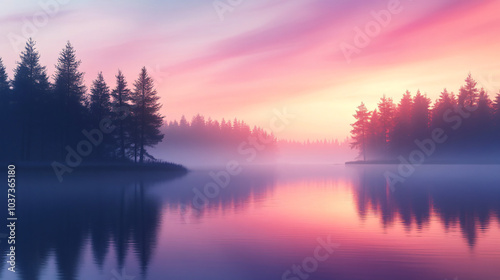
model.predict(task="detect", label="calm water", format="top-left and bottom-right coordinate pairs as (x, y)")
top-left (2, 164), bottom-right (500, 280)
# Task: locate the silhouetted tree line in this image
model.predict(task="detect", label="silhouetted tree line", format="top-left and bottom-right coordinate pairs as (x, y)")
top-left (351, 74), bottom-right (500, 161)
top-left (0, 39), bottom-right (164, 163)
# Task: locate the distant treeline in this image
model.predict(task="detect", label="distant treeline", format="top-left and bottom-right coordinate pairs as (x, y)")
top-left (156, 114), bottom-right (278, 165)
top-left (0, 39), bottom-right (163, 163)
top-left (165, 114), bottom-right (276, 148)
top-left (156, 115), bottom-right (353, 165)
top-left (278, 138), bottom-right (354, 163)
top-left (351, 74), bottom-right (500, 161)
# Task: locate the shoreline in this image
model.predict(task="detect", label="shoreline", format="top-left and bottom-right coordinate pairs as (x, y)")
top-left (345, 160), bottom-right (500, 165)
top-left (2, 161), bottom-right (189, 173)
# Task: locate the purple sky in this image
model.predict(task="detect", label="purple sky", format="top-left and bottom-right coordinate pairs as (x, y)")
top-left (1, 0), bottom-right (499, 140)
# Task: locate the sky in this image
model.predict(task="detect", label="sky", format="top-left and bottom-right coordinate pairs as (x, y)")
top-left (0, 0), bottom-right (499, 141)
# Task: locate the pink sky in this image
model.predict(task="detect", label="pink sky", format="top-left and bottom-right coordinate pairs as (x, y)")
top-left (1, 0), bottom-right (499, 141)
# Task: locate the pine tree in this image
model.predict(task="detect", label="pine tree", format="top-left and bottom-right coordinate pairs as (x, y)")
top-left (456, 75), bottom-right (480, 151)
top-left (411, 90), bottom-right (431, 140)
top-left (111, 71), bottom-right (131, 160)
top-left (391, 91), bottom-right (413, 155)
top-left (191, 114), bottom-right (205, 129)
top-left (90, 72), bottom-right (112, 123)
top-left (366, 110), bottom-right (382, 159)
top-left (494, 92), bottom-right (500, 126)
top-left (53, 41), bottom-right (86, 157)
top-left (12, 39), bottom-right (51, 160)
top-left (130, 67), bottom-right (164, 163)
top-left (89, 72), bottom-right (112, 158)
top-left (0, 58), bottom-right (11, 158)
top-left (458, 74), bottom-right (479, 109)
top-left (179, 115), bottom-right (188, 128)
top-left (350, 103), bottom-right (370, 161)
top-left (494, 92), bottom-right (500, 150)
top-left (0, 58), bottom-right (9, 96)
top-left (377, 95), bottom-right (395, 150)
top-left (475, 89), bottom-right (493, 122)
top-left (472, 88), bottom-right (494, 149)
top-left (430, 89), bottom-right (458, 156)
top-left (432, 89), bottom-right (456, 128)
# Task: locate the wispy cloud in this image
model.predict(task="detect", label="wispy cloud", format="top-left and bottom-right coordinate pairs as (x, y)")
top-left (0, 0), bottom-right (498, 140)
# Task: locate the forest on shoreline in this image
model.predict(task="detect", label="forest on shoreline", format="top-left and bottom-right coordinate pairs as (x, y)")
top-left (1, 39), bottom-right (351, 169)
top-left (350, 74), bottom-right (500, 162)
top-left (0, 39), bottom-right (164, 166)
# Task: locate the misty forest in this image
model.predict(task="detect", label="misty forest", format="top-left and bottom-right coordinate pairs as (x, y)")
top-left (157, 115), bottom-right (352, 166)
top-left (351, 74), bottom-right (500, 163)
top-left (3, 2), bottom-right (500, 280)
top-left (3, 39), bottom-right (499, 168)
top-left (0, 39), bottom-right (353, 167)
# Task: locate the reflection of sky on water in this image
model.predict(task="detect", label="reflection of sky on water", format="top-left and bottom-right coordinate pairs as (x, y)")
top-left (1, 165), bottom-right (499, 280)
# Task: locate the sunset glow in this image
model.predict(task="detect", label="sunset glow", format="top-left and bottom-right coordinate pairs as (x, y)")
top-left (1, 0), bottom-right (499, 140)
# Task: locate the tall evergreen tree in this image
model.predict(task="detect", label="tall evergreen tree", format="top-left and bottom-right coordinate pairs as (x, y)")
top-left (89, 72), bottom-right (112, 158)
top-left (472, 88), bottom-right (494, 150)
top-left (432, 89), bottom-right (456, 129)
top-left (12, 39), bottom-right (51, 160)
top-left (431, 89), bottom-right (457, 157)
top-left (458, 74), bottom-right (479, 108)
top-left (366, 109), bottom-right (382, 159)
top-left (89, 72), bottom-right (111, 122)
top-left (475, 88), bottom-right (493, 122)
top-left (411, 90), bottom-right (431, 140)
top-left (179, 115), bottom-right (188, 128)
top-left (494, 92), bottom-right (500, 151)
top-left (391, 91), bottom-right (413, 155)
top-left (0, 58), bottom-right (11, 159)
top-left (0, 58), bottom-right (9, 96)
top-left (53, 41), bottom-right (87, 158)
top-left (130, 67), bottom-right (164, 163)
top-left (0, 58), bottom-right (9, 113)
top-left (350, 103), bottom-right (370, 161)
top-left (111, 71), bottom-right (132, 160)
top-left (377, 95), bottom-right (395, 152)
top-left (456, 75), bottom-right (480, 151)
top-left (494, 92), bottom-right (500, 126)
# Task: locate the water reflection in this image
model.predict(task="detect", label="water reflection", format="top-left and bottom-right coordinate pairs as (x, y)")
top-left (1, 165), bottom-right (499, 280)
top-left (351, 165), bottom-right (500, 247)
top-left (157, 166), bottom-right (277, 222)
top-left (0, 171), bottom-right (181, 280)
top-left (0, 168), bottom-right (277, 280)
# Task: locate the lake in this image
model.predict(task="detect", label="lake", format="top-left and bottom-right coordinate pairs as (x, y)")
top-left (2, 164), bottom-right (500, 280)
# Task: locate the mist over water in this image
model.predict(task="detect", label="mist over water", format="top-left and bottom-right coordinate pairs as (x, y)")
top-left (2, 164), bottom-right (500, 280)
top-left (1, 2), bottom-right (499, 280)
